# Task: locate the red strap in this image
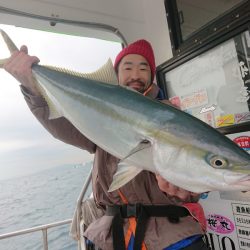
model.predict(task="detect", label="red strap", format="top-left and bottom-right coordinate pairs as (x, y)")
top-left (183, 203), bottom-right (206, 232)
top-left (143, 84), bottom-right (153, 96)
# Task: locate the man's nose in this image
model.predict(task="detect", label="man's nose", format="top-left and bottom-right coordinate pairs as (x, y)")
top-left (130, 69), bottom-right (140, 80)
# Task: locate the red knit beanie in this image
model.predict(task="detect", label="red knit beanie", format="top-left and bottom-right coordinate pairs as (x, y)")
top-left (114, 39), bottom-right (156, 79)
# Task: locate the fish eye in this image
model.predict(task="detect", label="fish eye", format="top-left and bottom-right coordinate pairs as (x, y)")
top-left (206, 154), bottom-right (228, 169)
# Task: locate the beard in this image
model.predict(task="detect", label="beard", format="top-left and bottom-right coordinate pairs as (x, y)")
top-left (126, 80), bottom-right (151, 93)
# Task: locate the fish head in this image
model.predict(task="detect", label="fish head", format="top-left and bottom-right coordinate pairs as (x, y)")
top-left (151, 107), bottom-right (250, 193)
top-left (153, 137), bottom-right (250, 193)
top-left (203, 148), bottom-right (250, 191)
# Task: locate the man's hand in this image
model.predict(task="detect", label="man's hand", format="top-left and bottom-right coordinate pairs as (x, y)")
top-left (3, 45), bottom-right (40, 95)
top-left (155, 174), bottom-right (199, 201)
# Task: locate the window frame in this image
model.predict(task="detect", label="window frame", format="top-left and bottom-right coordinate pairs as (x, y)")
top-left (164, 0), bottom-right (249, 56)
top-left (156, 20), bottom-right (250, 135)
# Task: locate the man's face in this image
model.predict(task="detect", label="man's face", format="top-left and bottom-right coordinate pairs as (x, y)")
top-left (117, 54), bottom-right (151, 93)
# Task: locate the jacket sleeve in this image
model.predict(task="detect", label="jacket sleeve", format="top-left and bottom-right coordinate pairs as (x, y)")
top-left (20, 86), bottom-right (96, 154)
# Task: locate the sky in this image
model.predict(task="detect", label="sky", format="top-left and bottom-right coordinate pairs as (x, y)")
top-left (0, 24), bottom-right (121, 180)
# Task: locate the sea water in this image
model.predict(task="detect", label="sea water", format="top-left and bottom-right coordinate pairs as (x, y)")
top-left (0, 162), bottom-right (92, 250)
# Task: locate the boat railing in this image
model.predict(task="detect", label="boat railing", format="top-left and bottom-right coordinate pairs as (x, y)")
top-left (70, 165), bottom-right (93, 244)
top-left (0, 219), bottom-right (72, 250)
top-left (0, 166), bottom-right (93, 250)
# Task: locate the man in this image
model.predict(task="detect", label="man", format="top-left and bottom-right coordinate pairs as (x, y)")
top-left (4, 39), bottom-right (208, 250)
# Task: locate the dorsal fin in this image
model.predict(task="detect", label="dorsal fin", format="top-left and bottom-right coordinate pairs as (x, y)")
top-left (42, 58), bottom-right (118, 85)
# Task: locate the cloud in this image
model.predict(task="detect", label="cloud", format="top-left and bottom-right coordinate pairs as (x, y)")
top-left (0, 24), bottom-right (120, 179)
top-left (0, 140), bottom-right (93, 180)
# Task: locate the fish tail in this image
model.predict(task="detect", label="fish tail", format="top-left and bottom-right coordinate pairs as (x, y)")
top-left (0, 29), bottom-right (18, 67)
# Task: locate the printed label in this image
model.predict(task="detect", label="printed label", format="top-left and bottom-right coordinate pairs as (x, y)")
top-left (204, 111), bottom-right (215, 127)
top-left (235, 112), bottom-right (250, 124)
top-left (200, 104), bottom-right (217, 114)
top-left (237, 226), bottom-right (250, 240)
top-left (235, 215), bottom-right (250, 227)
top-left (232, 203), bottom-right (250, 215)
top-left (180, 89), bottom-right (208, 110)
top-left (207, 214), bottom-right (235, 234)
top-left (216, 114), bottom-right (235, 127)
top-left (169, 96), bottom-right (181, 108)
top-left (239, 238), bottom-right (250, 250)
top-left (233, 136), bottom-right (250, 151)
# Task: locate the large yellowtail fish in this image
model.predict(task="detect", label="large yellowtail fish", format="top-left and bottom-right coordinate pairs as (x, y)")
top-left (1, 29), bottom-right (250, 193)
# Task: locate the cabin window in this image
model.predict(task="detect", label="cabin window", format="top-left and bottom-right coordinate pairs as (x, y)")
top-left (164, 30), bottom-right (250, 129)
top-left (176, 0), bottom-right (244, 41)
top-left (164, 0), bottom-right (248, 53)
top-left (157, 28), bottom-right (250, 134)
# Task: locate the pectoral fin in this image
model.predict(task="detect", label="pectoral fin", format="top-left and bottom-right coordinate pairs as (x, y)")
top-left (108, 140), bottom-right (151, 192)
top-left (122, 139), bottom-right (151, 160)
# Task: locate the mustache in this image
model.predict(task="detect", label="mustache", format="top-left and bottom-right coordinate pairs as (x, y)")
top-left (126, 80), bottom-right (145, 85)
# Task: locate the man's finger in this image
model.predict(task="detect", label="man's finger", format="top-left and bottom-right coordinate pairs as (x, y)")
top-left (20, 45), bottom-right (28, 54)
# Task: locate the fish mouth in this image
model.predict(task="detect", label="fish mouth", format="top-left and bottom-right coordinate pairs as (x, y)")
top-left (224, 171), bottom-right (250, 187)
